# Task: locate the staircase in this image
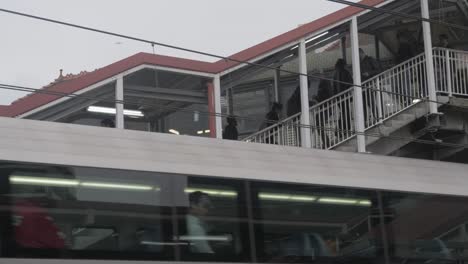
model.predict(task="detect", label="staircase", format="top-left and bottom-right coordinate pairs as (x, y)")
top-left (244, 48), bottom-right (468, 153)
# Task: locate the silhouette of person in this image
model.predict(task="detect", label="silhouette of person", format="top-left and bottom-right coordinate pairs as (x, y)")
top-left (223, 116), bottom-right (238, 140)
top-left (186, 191), bottom-right (214, 254)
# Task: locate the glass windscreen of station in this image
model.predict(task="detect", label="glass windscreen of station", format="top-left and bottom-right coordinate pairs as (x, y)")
top-left (0, 161), bottom-right (467, 264)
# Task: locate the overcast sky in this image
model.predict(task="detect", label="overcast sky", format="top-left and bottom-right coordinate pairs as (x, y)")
top-left (0, 0), bottom-right (355, 105)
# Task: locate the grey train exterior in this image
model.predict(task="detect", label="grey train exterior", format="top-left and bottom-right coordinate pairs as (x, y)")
top-left (0, 117), bottom-right (468, 264)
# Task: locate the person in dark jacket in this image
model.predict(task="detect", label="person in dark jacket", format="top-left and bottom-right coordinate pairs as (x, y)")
top-left (437, 34), bottom-right (452, 49)
top-left (314, 79), bottom-right (333, 148)
top-left (360, 49), bottom-right (381, 81)
top-left (100, 118), bottom-right (115, 128)
top-left (222, 116), bottom-right (238, 140)
top-left (265, 102), bottom-right (282, 128)
top-left (261, 102), bottom-right (283, 144)
top-left (333, 59), bottom-right (353, 138)
top-left (287, 87), bottom-right (301, 117)
top-left (396, 32), bottom-right (415, 64)
top-left (333, 59), bottom-right (353, 95)
top-left (316, 79), bottom-right (332, 103)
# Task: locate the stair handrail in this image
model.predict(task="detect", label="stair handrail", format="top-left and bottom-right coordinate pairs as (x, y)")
top-left (243, 47), bottom-right (462, 146)
top-left (242, 109), bottom-right (301, 142)
top-left (243, 85), bottom-right (357, 142)
top-left (361, 52), bottom-right (427, 85)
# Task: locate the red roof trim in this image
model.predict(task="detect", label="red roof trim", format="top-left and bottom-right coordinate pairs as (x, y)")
top-left (2, 0), bottom-right (387, 117)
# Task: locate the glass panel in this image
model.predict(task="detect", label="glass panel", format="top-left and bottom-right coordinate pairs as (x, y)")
top-left (123, 68), bottom-right (211, 137)
top-left (174, 176), bottom-right (250, 262)
top-left (251, 181), bottom-right (383, 263)
top-left (0, 161), bottom-right (174, 260)
top-left (381, 191), bottom-right (468, 264)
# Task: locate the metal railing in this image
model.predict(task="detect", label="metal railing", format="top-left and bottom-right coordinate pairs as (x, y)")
top-left (310, 88), bottom-right (355, 149)
top-left (244, 48), bottom-right (468, 149)
top-left (362, 52), bottom-right (428, 130)
top-left (243, 112), bottom-right (302, 147)
top-left (433, 48), bottom-right (468, 96)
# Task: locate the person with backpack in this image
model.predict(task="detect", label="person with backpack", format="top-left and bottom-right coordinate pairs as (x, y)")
top-left (222, 116), bottom-right (238, 140)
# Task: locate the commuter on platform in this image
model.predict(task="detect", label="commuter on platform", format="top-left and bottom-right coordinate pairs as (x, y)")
top-left (287, 80), bottom-right (313, 117)
top-left (287, 87), bottom-right (301, 117)
top-left (332, 59), bottom-right (353, 95)
top-left (223, 116), bottom-right (238, 140)
top-left (333, 59), bottom-right (353, 136)
top-left (186, 191), bottom-right (214, 254)
top-left (100, 118), bottom-right (115, 128)
top-left (438, 34), bottom-right (452, 49)
top-left (314, 79), bottom-right (333, 148)
top-left (261, 102), bottom-right (282, 130)
top-left (359, 48), bottom-right (381, 81)
top-left (260, 102), bottom-right (283, 144)
top-left (396, 32), bottom-right (415, 64)
top-left (316, 79), bottom-right (332, 103)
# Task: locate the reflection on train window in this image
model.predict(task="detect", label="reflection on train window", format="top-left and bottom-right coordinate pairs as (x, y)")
top-left (381, 192), bottom-right (468, 264)
top-left (251, 182), bottom-right (382, 263)
top-left (4, 162), bottom-right (173, 260)
top-left (176, 176), bottom-right (250, 262)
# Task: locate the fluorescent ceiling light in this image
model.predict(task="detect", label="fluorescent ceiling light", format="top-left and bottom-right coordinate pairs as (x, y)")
top-left (290, 31), bottom-right (331, 50)
top-left (319, 197), bottom-right (358, 205)
top-left (141, 241), bottom-right (189, 246)
top-left (259, 192), bottom-right (370, 206)
top-left (204, 130), bottom-right (210, 133)
top-left (177, 235), bottom-right (232, 242)
top-left (413, 99), bottom-right (422, 103)
top-left (185, 188), bottom-right (237, 197)
top-left (168, 129), bottom-right (180, 135)
top-left (80, 182), bottom-right (154, 191)
top-left (306, 31), bottom-right (329, 43)
top-left (10, 176), bottom-right (79, 187)
top-left (197, 130), bottom-right (204, 135)
top-left (87, 106), bottom-right (144, 117)
top-left (10, 176), bottom-right (155, 192)
top-left (318, 197), bottom-right (371, 206)
top-left (259, 192), bottom-right (316, 202)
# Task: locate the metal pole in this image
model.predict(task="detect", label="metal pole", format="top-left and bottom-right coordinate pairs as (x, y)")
top-left (421, 0), bottom-right (438, 114)
top-left (227, 88), bottom-right (234, 115)
top-left (299, 38), bottom-right (312, 148)
top-left (273, 67), bottom-right (281, 102)
top-left (351, 17), bottom-right (366, 153)
top-left (445, 49), bottom-right (453, 96)
top-left (375, 35), bottom-right (381, 61)
top-left (213, 75), bottom-right (223, 139)
top-left (115, 76), bottom-right (124, 129)
top-left (376, 79), bottom-right (383, 124)
top-left (341, 36), bottom-right (347, 63)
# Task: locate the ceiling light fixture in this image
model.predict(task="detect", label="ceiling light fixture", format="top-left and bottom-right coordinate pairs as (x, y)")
top-left (87, 106), bottom-right (144, 117)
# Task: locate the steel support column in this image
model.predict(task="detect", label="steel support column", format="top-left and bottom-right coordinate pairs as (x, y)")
top-left (299, 38), bottom-right (312, 148)
top-left (115, 76), bottom-right (124, 129)
top-left (213, 75), bottom-right (223, 139)
top-left (351, 17), bottom-right (366, 153)
top-left (273, 67), bottom-right (281, 102)
top-left (421, 0), bottom-right (438, 114)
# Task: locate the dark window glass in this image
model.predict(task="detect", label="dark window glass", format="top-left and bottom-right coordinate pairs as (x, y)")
top-left (381, 191), bottom-right (468, 264)
top-left (251, 181), bottom-right (385, 263)
top-left (175, 176), bottom-right (251, 262)
top-left (0, 162), bottom-right (174, 260)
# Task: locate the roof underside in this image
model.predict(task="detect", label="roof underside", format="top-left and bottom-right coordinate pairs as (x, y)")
top-left (0, 0), bottom-right (388, 117)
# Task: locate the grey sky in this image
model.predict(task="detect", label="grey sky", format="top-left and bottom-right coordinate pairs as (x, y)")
top-left (0, 0), bottom-right (354, 105)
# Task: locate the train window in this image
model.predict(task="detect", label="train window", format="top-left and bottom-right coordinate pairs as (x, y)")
top-left (380, 191), bottom-right (468, 264)
top-left (250, 181), bottom-right (384, 263)
top-left (0, 161), bottom-right (174, 260)
top-left (174, 176), bottom-right (251, 262)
